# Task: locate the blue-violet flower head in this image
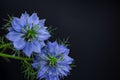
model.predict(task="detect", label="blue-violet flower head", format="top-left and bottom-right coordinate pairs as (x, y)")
top-left (32, 41), bottom-right (73, 80)
top-left (6, 12), bottom-right (51, 57)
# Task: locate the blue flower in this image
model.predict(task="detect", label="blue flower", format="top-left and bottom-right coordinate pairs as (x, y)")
top-left (32, 41), bottom-right (73, 80)
top-left (6, 12), bottom-right (51, 57)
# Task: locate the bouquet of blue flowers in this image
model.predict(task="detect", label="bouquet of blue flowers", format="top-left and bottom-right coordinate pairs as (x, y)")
top-left (0, 12), bottom-right (74, 80)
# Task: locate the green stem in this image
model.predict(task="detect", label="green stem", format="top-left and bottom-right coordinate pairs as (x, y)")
top-left (0, 52), bottom-right (33, 61)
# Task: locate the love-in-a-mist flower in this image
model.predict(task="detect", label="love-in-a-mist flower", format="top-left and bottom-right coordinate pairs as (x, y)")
top-left (32, 41), bottom-right (73, 80)
top-left (6, 12), bottom-right (51, 57)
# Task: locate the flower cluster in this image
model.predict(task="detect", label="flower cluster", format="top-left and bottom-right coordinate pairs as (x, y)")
top-left (6, 12), bottom-right (50, 57)
top-left (5, 12), bottom-right (74, 80)
top-left (32, 41), bottom-right (73, 80)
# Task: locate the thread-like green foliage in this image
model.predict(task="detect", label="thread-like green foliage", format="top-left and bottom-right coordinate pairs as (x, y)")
top-left (0, 42), bottom-right (11, 49)
top-left (21, 60), bottom-right (37, 80)
top-left (2, 15), bottom-right (13, 29)
top-left (57, 37), bottom-right (70, 47)
top-left (0, 37), bottom-right (11, 51)
top-left (47, 26), bottom-right (57, 36)
top-left (70, 61), bottom-right (76, 68)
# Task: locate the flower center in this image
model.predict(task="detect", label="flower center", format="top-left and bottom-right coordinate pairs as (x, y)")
top-left (26, 29), bottom-right (36, 40)
top-left (24, 26), bottom-right (37, 42)
top-left (49, 56), bottom-right (57, 67)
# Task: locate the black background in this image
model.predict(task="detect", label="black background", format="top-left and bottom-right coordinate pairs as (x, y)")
top-left (0, 0), bottom-right (119, 80)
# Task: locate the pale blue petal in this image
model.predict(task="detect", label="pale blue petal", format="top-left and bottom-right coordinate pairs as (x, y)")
top-left (47, 75), bottom-right (59, 80)
top-left (23, 42), bottom-right (33, 57)
top-left (37, 29), bottom-right (48, 34)
top-left (13, 38), bottom-right (26, 50)
top-left (28, 13), bottom-right (39, 25)
top-left (33, 60), bottom-right (48, 70)
top-left (32, 62), bottom-right (40, 69)
top-left (40, 41), bottom-right (45, 48)
top-left (63, 55), bottom-right (73, 64)
top-left (37, 66), bottom-right (49, 78)
top-left (20, 12), bottom-right (29, 27)
top-left (38, 52), bottom-right (49, 61)
top-left (38, 19), bottom-right (45, 28)
top-left (47, 42), bottom-right (56, 55)
top-left (38, 32), bottom-right (50, 41)
top-left (6, 31), bottom-right (23, 42)
top-left (52, 41), bottom-right (59, 48)
top-left (32, 40), bottom-right (41, 53)
top-left (61, 65), bottom-right (71, 72)
top-left (12, 17), bottom-right (24, 32)
top-left (57, 67), bottom-right (67, 76)
top-left (55, 45), bottom-right (69, 55)
top-left (58, 55), bottom-right (73, 65)
top-left (51, 41), bottom-right (59, 55)
top-left (48, 68), bottom-right (57, 76)
top-left (44, 26), bottom-right (47, 29)
top-left (39, 75), bottom-right (46, 80)
top-left (20, 12), bottom-right (29, 25)
top-left (53, 76), bottom-right (59, 80)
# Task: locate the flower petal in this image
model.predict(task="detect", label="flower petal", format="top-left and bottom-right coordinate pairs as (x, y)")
top-left (32, 62), bottom-right (40, 69)
top-left (28, 13), bottom-right (39, 25)
top-left (6, 31), bottom-right (23, 42)
top-left (32, 40), bottom-right (41, 53)
top-left (37, 31), bottom-right (51, 41)
top-left (61, 65), bottom-right (71, 72)
top-left (56, 45), bottom-right (69, 55)
top-left (47, 42), bottom-right (55, 55)
top-left (37, 66), bottom-right (49, 78)
top-left (20, 12), bottom-right (29, 25)
top-left (39, 41), bottom-right (45, 48)
top-left (37, 28), bottom-right (49, 34)
top-left (13, 38), bottom-right (26, 50)
top-left (12, 17), bottom-right (24, 32)
top-left (58, 55), bottom-right (73, 65)
top-left (38, 52), bottom-right (49, 60)
top-left (63, 55), bottom-right (73, 64)
top-left (48, 68), bottom-right (57, 76)
top-left (57, 67), bottom-right (67, 76)
top-left (47, 75), bottom-right (59, 80)
top-left (23, 42), bottom-right (33, 57)
top-left (38, 19), bottom-right (46, 28)
top-left (47, 41), bottom-right (59, 56)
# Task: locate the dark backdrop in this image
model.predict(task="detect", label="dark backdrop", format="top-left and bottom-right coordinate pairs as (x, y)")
top-left (0, 0), bottom-right (119, 80)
